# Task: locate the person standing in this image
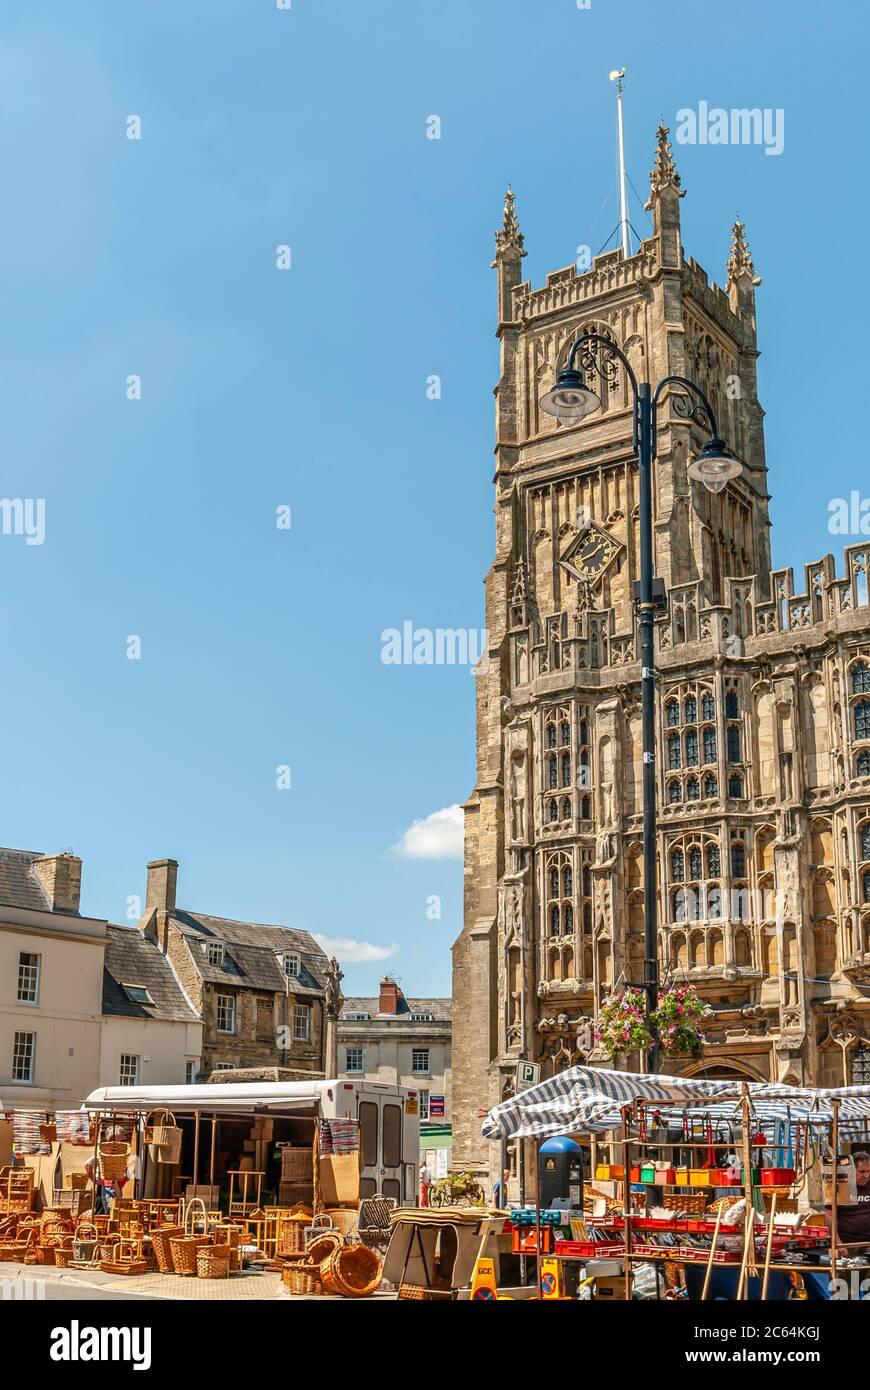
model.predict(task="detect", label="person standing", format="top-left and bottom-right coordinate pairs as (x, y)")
top-left (419, 1159), bottom-right (432, 1207)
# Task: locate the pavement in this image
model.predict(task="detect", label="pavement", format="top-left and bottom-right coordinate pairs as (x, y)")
top-left (0, 1259), bottom-right (392, 1302)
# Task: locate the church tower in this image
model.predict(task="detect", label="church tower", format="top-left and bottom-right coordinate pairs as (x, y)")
top-left (451, 124), bottom-right (870, 1179)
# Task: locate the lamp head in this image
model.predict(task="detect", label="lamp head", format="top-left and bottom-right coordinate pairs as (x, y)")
top-left (538, 369), bottom-right (602, 426)
top-left (687, 437), bottom-right (743, 493)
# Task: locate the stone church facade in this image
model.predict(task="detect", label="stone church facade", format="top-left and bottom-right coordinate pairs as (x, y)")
top-left (451, 126), bottom-right (870, 1177)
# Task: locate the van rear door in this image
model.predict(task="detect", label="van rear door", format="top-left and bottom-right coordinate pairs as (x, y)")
top-left (357, 1090), bottom-right (407, 1201)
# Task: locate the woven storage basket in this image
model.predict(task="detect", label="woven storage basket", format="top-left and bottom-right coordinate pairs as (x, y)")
top-left (197, 1245), bottom-right (229, 1280)
top-left (169, 1198), bottom-right (209, 1275)
top-left (72, 1221), bottom-right (99, 1263)
top-left (284, 1260), bottom-right (323, 1296)
top-left (98, 1141), bottom-right (129, 1180)
top-left (662, 1192), bottom-right (708, 1214)
top-left (319, 1244), bottom-right (381, 1298)
top-left (279, 1221), bottom-right (308, 1255)
top-left (53, 1246), bottom-right (75, 1268)
top-left (144, 1111), bottom-right (183, 1165)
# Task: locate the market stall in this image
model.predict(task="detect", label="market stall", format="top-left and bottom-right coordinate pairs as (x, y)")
top-left (482, 1066), bottom-right (870, 1301)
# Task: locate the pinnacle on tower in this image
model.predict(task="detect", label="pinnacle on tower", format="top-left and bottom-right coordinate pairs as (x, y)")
top-left (493, 185), bottom-right (526, 262)
top-left (727, 214), bottom-right (762, 287)
top-left (644, 121), bottom-right (685, 208)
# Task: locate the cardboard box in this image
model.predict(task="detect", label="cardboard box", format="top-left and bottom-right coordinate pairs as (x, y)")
top-left (318, 1152), bottom-right (360, 1208)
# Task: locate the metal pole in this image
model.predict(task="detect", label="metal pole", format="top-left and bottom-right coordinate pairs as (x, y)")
top-left (614, 75), bottom-right (631, 259)
top-left (637, 383), bottom-right (659, 1071)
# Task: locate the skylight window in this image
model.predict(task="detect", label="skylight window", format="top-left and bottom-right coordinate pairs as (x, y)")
top-left (122, 984), bottom-right (153, 1005)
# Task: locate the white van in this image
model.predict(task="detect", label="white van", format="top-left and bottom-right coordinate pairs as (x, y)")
top-left (84, 1078), bottom-right (420, 1206)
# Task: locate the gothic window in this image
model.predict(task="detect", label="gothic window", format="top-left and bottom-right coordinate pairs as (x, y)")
top-left (687, 776), bottom-right (700, 801)
top-left (856, 701), bottom-right (870, 741)
top-left (583, 903), bottom-right (592, 931)
top-left (864, 872), bottom-right (870, 905)
top-left (666, 700), bottom-right (680, 727)
top-left (668, 733), bottom-right (681, 769)
top-left (852, 662), bottom-right (870, 695)
top-left (727, 725), bottom-right (742, 763)
top-left (686, 730), bottom-right (699, 766)
top-left (581, 796), bottom-right (591, 820)
top-left (547, 755), bottom-right (558, 790)
top-left (582, 866), bottom-right (591, 896)
top-left (725, 689), bottom-right (739, 719)
top-left (673, 890), bottom-right (687, 923)
top-left (859, 750), bottom-right (870, 776)
top-left (560, 720), bottom-right (571, 746)
top-left (548, 799), bottom-right (558, 823)
top-left (861, 824), bottom-right (870, 862)
top-left (702, 692), bottom-right (715, 721)
top-left (668, 780), bottom-right (682, 804)
top-left (561, 797), bottom-right (571, 820)
top-left (703, 727), bottom-right (717, 764)
top-left (546, 723), bottom-right (557, 748)
top-left (852, 1042), bottom-right (870, 1084)
top-left (731, 842), bottom-right (747, 877)
top-left (671, 850), bottom-right (685, 882)
top-left (684, 696), bottom-right (697, 725)
top-left (550, 868), bottom-right (559, 898)
top-left (703, 774), bottom-right (718, 799)
top-left (564, 905), bottom-right (574, 933)
top-left (550, 905), bottom-right (560, 936)
top-left (580, 719), bottom-right (590, 744)
top-left (707, 844), bottom-right (721, 877)
top-left (563, 866), bottom-right (573, 896)
top-left (561, 752), bottom-right (571, 786)
top-left (729, 773), bottom-right (744, 798)
top-left (689, 847), bottom-right (703, 880)
top-left (708, 885), bottom-right (722, 920)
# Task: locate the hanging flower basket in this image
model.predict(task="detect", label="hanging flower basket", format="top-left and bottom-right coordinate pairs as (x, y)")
top-left (651, 986), bottom-right (712, 1057)
top-left (594, 988), bottom-right (653, 1061)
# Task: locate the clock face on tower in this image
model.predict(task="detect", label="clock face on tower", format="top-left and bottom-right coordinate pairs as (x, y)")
top-left (560, 520), bottom-right (623, 584)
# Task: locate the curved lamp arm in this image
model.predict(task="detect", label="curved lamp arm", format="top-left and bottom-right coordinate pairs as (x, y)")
top-left (650, 375), bottom-right (721, 457)
top-left (565, 332), bottom-right (641, 446)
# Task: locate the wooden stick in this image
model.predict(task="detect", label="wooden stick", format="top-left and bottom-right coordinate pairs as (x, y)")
top-left (736, 1207), bottom-right (753, 1301)
top-left (761, 1192), bottom-right (777, 1300)
top-left (700, 1202), bottom-right (724, 1301)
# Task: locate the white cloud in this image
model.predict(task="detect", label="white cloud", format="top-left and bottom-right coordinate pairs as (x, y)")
top-left (392, 803), bottom-right (463, 860)
top-left (315, 934), bottom-right (398, 964)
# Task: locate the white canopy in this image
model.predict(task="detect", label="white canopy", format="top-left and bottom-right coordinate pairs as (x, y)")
top-left (84, 1080), bottom-right (337, 1114)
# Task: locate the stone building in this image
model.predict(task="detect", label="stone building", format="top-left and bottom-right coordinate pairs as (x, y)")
top-left (338, 978), bottom-right (452, 1163)
top-left (451, 126), bottom-right (870, 1178)
top-left (137, 858), bottom-right (339, 1079)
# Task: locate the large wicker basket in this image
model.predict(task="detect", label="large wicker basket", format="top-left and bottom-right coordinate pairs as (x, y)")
top-left (319, 1244), bottom-right (381, 1299)
top-left (169, 1198), bottom-right (209, 1275)
top-left (98, 1141), bottom-right (129, 1180)
top-left (144, 1111), bottom-right (183, 1165)
top-left (72, 1221), bottom-right (99, 1263)
top-left (150, 1223), bottom-right (184, 1273)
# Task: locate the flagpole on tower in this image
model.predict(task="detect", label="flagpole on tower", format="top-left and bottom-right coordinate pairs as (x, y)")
top-left (610, 67), bottom-right (631, 259)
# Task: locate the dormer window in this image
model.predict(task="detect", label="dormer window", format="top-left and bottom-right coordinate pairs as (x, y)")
top-left (121, 984), bottom-right (153, 1005)
top-left (206, 942), bottom-right (225, 966)
top-left (410, 1012), bottom-right (434, 1022)
top-left (343, 1012), bottom-right (370, 1021)
top-left (282, 951), bottom-right (301, 978)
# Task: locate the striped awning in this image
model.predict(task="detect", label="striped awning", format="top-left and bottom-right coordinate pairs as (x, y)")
top-left (481, 1065), bottom-right (870, 1140)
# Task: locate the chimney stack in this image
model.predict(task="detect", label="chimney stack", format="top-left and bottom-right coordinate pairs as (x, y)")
top-left (379, 977), bottom-right (403, 1015)
top-left (146, 858), bottom-right (178, 915)
top-left (32, 853), bottom-right (82, 914)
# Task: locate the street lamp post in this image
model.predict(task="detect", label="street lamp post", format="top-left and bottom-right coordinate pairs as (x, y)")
top-left (540, 333), bottom-right (742, 1073)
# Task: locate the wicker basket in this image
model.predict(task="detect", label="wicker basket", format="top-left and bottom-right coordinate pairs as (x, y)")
top-left (662, 1192), bottom-right (708, 1214)
top-left (169, 1198), bottom-right (209, 1275)
top-left (98, 1141), bottom-right (129, 1180)
top-left (306, 1230), bottom-right (342, 1264)
top-left (279, 1220), bottom-right (308, 1256)
top-left (53, 1246), bottom-right (75, 1268)
top-left (319, 1244), bottom-right (381, 1299)
top-left (151, 1224), bottom-right (184, 1273)
top-left (197, 1245), bottom-right (229, 1280)
top-left (72, 1221), bottom-right (99, 1263)
top-left (144, 1111), bottom-right (183, 1165)
top-left (284, 1260), bottom-right (324, 1296)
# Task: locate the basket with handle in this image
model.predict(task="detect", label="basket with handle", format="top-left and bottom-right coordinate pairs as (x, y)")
top-left (284, 1259), bottom-right (324, 1296)
top-left (144, 1111), bottom-right (183, 1166)
top-left (197, 1245), bottom-right (230, 1280)
top-left (72, 1220), bottom-right (100, 1263)
top-left (98, 1140), bottom-right (129, 1181)
top-left (169, 1197), bottom-right (210, 1275)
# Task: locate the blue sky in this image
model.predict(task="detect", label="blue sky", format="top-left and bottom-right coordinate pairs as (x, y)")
top-left (0, 0), bottom-right (864, 997)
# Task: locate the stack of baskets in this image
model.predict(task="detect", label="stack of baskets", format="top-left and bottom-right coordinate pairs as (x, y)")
top-left (144, 1111), bottom-right (183, 1166)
